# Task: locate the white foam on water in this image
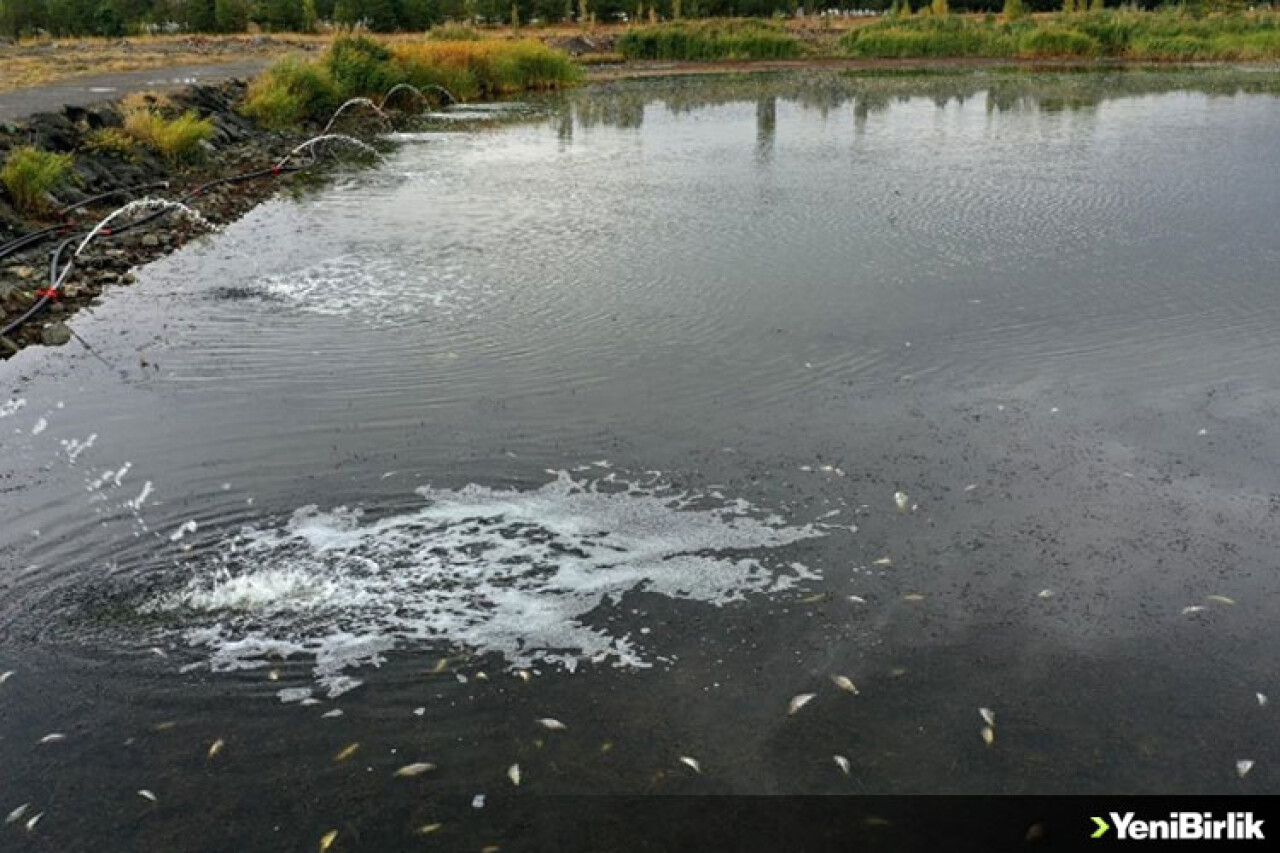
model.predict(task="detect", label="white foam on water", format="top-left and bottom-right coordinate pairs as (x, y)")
top-left (1, 399), bottom-right (27, 418)
top-left (253, 255), bottom-right (485, 327)
top-left (30, 418), bottom-right (47, 436)
top-left (144, 471), bottom-right (826, 694)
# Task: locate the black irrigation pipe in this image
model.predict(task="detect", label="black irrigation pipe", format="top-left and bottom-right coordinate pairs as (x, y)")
top-left (0, 181), bottom-right (173, 263)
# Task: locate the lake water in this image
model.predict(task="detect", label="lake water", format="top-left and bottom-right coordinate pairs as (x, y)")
top-left (3, 70), bottom-right (1280, 848)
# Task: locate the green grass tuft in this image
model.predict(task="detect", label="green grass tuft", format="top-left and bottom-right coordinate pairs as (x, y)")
top-left (1, 146), bottom-right (76, 214)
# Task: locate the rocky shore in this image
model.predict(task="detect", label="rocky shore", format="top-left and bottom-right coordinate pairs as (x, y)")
top-left (1, 81), bottom-right (321, 360)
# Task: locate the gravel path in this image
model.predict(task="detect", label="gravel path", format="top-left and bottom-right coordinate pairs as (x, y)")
top-left (0, 60), bottom-right (268, 123)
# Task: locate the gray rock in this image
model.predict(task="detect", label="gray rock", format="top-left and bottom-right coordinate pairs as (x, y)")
top-left (0, 336), bottom-right (18, 357)
top-left (41, 323), bottom-right (72, 347)
top-left (7, 265), bottom-right (37, 280)
top-left (140, 234), bottom-right (161, 248)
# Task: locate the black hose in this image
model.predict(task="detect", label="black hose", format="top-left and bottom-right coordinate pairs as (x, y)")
top-left (0, 181), bottom-right (172, 263)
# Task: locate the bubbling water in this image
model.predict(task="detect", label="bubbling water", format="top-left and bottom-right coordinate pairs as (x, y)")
top-left (142, 470), bottom-right (827, 696)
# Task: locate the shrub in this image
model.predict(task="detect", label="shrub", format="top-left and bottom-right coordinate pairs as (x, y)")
top-left (243, 55), bottom-right (341, 127)
top-left (325, 35), bottom-right (406, 99)
top-left (1, 146), bottom-right (76, 214)
top-left (1019, 27), bottom-right (1102, 57)
top-left (430, 24), bottom-right (482, 41)
top-left (123, 108), bottom-right (215, 163)
top-left (393, 40), bottom-right (580, 98)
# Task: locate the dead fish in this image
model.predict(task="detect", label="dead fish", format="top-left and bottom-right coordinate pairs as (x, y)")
top-left (679, 756), bottom-right (702, 774)
top-left (416, 824), bottom-right (442, 835)
top-left (472, 794), bottom-right (485, 809)
top-left (963, 484), bottom-right (977, 493)
top-left (1037, 589), bottom-right (1055, 599)
top-left (979, 707), bottom-right (996, 728)
top-left (475, 672), bottom-right (489, 682)
top-left (893, 491), bottom-right (909, 511)
top-left (208, 739), bottom-right (225, 760)
top-left (1182, 605), bottom-right (1208, 615)
top-left (981, 726), bottom-right (995, 747)
top-left (1237, 759), bottom-right (1255, 778)
top-left (537, 718), bottom-right (568, 731)
top-left (1206, 595), bottom-right (1236, 606)
top-left (0, 670), bottom-right (13, 685)
top-left (137, 790), bottom-right (157, 803)
top-left (1257, 692), bottom-right (1268, 708)
top-left (833, 755), bottom-right (851, 776)
top-left (873, 557), bottom-right (893, 567)
top-left (889, 667), bottom-right (908, 678)
top-left (788, 693), bottom-right (816, 715)
top-left (507, 764), bottom-right (521, 786)
top-left (300, 698), bottom-right (321, 707)
top-left (413, 707), bottom-right (426, 716)
top-left (831, 675), bottom-right (859, 695)
top-left (321, 709), bottom-right (343, 719)
top-left (601, 742), bottom-right (614, 753)
top-left (38, 733), bottom-right (65, 744)
top-left (25, 812), bottom-right (43, 832)
top-left (319, 829), bottom-right (338, 852)
top-left (482, 846), bottom-right (501, 853)
top-left (267, 670), bottom-right (280, 682)
top-left (798, 592), bottom-right (827, 604)
top-left (334, 743), bottom-right (360, 762)
top-left (516, 670), bottom-right (531, 683)
top-left (902, 593), bottom-right (925, 602)
top-left (431, 658), bottom-right (449, 674)
top-left (848, 595), bottom-right (867, 604)
top-left (154, 721), bottom-right (176, 732)
top-left (6, 803), bottom-right (29, 825)
top-left (393, 762), bottom-right (436, 778)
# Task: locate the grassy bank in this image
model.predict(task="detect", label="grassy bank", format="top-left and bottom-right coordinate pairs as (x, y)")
top-left (618, 19), bottom-right (805, 61)
top-left (842, 9), bottom-right (1280, 61)
top-left (243, 35), bottom-right (580, 128)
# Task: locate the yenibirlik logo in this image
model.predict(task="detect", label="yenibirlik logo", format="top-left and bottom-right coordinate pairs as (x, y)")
top-left (1091, 812), bottom-right (1265, 841)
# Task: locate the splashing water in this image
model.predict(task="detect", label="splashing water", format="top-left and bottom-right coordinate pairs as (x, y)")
top-left (142, 471), bottom-right (828, 696)
top-left (320, 98), bottom-right (391, 136)
top-left (274, 135), bottom-right (386, 171)
top-left (378, 83), bottom-right (459, 111)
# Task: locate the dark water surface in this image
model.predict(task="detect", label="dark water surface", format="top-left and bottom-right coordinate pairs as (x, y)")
top-left (4, 70), bottom-right (1280, 850)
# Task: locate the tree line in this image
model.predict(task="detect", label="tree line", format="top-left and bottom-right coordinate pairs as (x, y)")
top-left (0, 0), bottom-right (1172, 39)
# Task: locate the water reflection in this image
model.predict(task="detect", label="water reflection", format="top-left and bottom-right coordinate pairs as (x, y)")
top-left (555, 68), bottom-right (1280, 135)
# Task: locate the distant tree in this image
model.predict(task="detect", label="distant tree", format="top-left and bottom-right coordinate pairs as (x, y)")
top-left (214, 0), bottom-right (249, 30)
top-left (1002, 0), bottom-right (1024, 18)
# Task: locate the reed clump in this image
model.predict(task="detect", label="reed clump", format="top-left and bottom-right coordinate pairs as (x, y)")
top-left (618, 19), bottom-right (804, 61)
top-left (243, 35), bottom-right (579, 127)
top-left (122, 104), bottom-right (215, 164)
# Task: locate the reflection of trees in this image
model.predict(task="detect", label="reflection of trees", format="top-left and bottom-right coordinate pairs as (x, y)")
top-left (756, 95), bottom-right (776, 161)
top-left (551, 69), bottom-right (1280, 132)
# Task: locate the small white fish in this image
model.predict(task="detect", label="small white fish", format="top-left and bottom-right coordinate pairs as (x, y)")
top-left (472, 794), bottom-right (486, 809)
top-left (1, 670), bottom-right (14, 684)
top-left (537, 718), bottom-right (568, 731)
top-left (833, 755), bottom-right (851, 776)
top-left (1206, 595), bottom-right (1236, 606)
top-left (979, 708), bottom-right (996, 727)
top-left (137, 790), bottom-right (157, 803)
top-left (319, 829), bottom-right (338, 852)
top-left (394, 762), bottom-right (436, 778)
top-left (321, 709), bottom-right (343, 719)
top-left (334, 743), bottom-right (359, 762)
top-left (963, 484), bottom-right (977, 492)
top-left (300, 698), bottom-right (321, 707)
top-left (1182, 605), bottom-right (1208, 615)
top-left (416, 823), bottom-right (442, 835)
top-left (6, 803), bottom-right (29, 825)
top-left (516, 670), bottom-right (531, 683)
top-left (1257, 692), bottom-right (1268, 708)
top-left (902, 593), bottom-right (925, 602)
top-left (873, 557), bottom-right (893, 567)
top-left (38, 733), bottom-right (65, 744)
top-left (208, 739), bottom-right (225, 759)
top-left (788, 693), bottom-right (817, 715)
top-left (1198, 428), bottom-right (1208, 436)
top-left (679, 756), bottom-right (702, 773)
top-left (1237, 759), bottom-right (1255, 778)
top-left (981, 726), bottom-right (995, 747)
top-left (25, 812), bottom-right (43, 832)
top-left (848, 595), bottom-right (867, 604)
top-left (413, 707), bottom-right (426, 716)
top-left (475, 672), bottom-right (489, 682)
top-left (1037, 589), bottom-right (1055, 599)
top-left (831, 675), bottom-right (859, 695)
top-left (507, 764), bottom-right (521, 786)
top-left (893, 491), bottom-right (909, 511)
